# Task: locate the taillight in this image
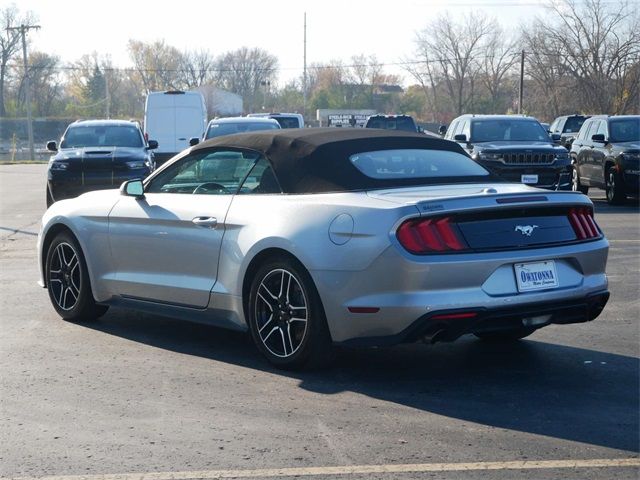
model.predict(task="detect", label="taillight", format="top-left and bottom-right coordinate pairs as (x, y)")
top-left (397, 216), bottom-right (469, 254)
top-left (568, 207), bottom-right (600, 240)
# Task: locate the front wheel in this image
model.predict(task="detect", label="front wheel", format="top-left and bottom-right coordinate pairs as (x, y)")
top-left (605, 167), bottom-right (626, 205)
top-left (247, 257), bottom-right (332, 369)
top-left (571, 165), bottom-right (589, 195)
top-left (474, 327), bottom-right (536, 342)
top-left (45, 231), bottom-right (108, 321)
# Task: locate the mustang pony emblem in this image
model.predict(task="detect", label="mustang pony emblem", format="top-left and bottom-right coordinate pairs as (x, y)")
top-left (515, 225), bottom-right (539, 236)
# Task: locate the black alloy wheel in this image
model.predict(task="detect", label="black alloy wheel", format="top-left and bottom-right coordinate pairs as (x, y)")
top-left (605, 167), bottom-right (626, 205)
top-left (45, 231), bottom-right (108, 321)
top-left (248, 257), bottom-right (332, 369)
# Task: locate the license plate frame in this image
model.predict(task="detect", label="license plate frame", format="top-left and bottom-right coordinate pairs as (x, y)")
top-left (514, 260), bottom-right (559, 292)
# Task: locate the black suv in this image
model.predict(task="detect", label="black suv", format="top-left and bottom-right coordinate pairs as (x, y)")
top-left (570, 115), bottom-right (639, 204)
top-left (549, 114), bottom-right (590, 150)
top-left (444, 114), bottom-right (571, 190)
top-left (46, 120), bottom-right (158, 207)
top-left (365, 114), bottom-right (421, 133)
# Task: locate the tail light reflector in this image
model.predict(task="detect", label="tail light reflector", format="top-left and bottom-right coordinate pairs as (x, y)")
top-left (568, 207), bottom-right (600, 240)
top-left (397, 216), bottom-right (469, 254)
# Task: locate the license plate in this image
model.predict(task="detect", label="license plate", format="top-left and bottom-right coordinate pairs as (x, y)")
top-left (514, 261), bottom-right (559, 292)
top-left (521, 174), bottom-right (538, 184)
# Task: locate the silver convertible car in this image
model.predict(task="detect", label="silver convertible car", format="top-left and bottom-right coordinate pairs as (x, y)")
top-left (38, 128), bottom-right (610, 368)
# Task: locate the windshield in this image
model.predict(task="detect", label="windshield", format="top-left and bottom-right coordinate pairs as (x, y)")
top-left (205, 122), bottom-right (280, 139)
top-left (61, 125), bottom-right (144, 148)
top-left (563, 116), bottom-right (587, 133)
top-left (471, 120), bottom-right (549, 142)
top-left (366, 117), bottom-right (416, 132)
top-left (609, 118), bottom-right (640, 142)
top-left (273, 117), bottom-right (301, 129)
top-left (350, 149), bottom-right (490, 180)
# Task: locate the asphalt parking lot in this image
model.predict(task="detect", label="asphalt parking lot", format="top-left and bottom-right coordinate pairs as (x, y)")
top-left (1, 164), bottom-right (638, 480)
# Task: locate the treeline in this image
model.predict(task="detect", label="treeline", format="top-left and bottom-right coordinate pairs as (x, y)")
top-left (1, 0), bottom-right (638, 125)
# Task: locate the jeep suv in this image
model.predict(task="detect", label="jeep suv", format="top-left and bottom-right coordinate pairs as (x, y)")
top-left (570, 115), bottom-right (639, 204)
top-left (444, 114), bottom-right (571, 190)
top-left (46, 120), bottom-right (157, 207)
top-left (549, 114), bottom-right (590, 150)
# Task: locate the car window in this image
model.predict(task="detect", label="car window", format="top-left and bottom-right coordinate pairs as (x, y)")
top-left (549, 119), bottom-right (560, 133)
top-left (609, 118), bottom-right (640, 142)
top-left (350, 149), bottom-right (489, 179)
top-left (577, 120), bottom-right (591, 141)
top-left (205, 122), bottom-right (280, 140)
top-left (596, 120), bottom-right (608, 137)
top-left (61, 125), bottom-right (144, 148)
top-left (146, 149), bottom-right (260, 195)
top-left (563, 116), bottom-right (586, 134)
top-left (445, 120), bottom-right (458, 139)
top-left (272, 117), bottom-right (300, 129)
top-left (585, 120), bottom-right (599, 141)
top-left (470, 120), bottom-right (548, 142)
top-left (239, 157), bottom-right (282, 194)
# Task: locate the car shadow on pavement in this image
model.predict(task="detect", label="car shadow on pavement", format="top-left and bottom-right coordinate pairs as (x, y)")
top-left (85, 308), bottom-right (639, 454)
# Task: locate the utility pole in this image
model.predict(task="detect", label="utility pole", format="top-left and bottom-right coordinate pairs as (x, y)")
top-left (303, 12), bottom-right (307, 123)
top-left (518, 49), bottom-right (525, 114)
top-left (105, 68), bottom-right (110, 119)
top-left (7, 24), bottom-right (40, 160)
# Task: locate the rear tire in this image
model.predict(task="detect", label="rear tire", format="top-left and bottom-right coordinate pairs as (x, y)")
top-left (247, 257), bottom-right (332, 369)
top-left (45, 231), bottom-right (108, 321)
top-left (474, 327), bottom-right (536, 342)
top-left (605, 167), bottom-right (626, 205)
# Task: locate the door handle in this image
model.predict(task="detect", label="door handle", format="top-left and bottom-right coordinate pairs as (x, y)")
top-left (192, 216), bottom-right (217, 228)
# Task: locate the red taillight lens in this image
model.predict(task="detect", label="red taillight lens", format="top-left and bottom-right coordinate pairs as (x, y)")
top-left (397, 216), bottom-right (469, 254)
top-left (568, 207), bottom-right (600, 240)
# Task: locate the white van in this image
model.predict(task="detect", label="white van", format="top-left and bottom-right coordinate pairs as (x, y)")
top-left (144, 91), bottom-right (207, 165)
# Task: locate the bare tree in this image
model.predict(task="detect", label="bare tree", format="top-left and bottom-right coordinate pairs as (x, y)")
top-left (415, 13), bottom-right (495, 116)
top-left (215, 47), bottom-right (278, 112)
top-left (14, 51), bottom-right (62, 116)
top-left (127, 39), bottom-right (183, 92)
top-left (0, 4), bottom-right (37, 116)
top-left (479, 27), bottom-right (519, 112)
top-left (179, 49), bottom-right (217, 89)
top-left (528, 0), bottom-right (640, 114)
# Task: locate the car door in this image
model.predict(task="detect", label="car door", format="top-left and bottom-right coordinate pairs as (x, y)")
top-left (580, 120), bottom-right (598, 182)
top-left (591, 120), bottom-right (609, 187)
top-left (107, 148), bottom-right (258, 308)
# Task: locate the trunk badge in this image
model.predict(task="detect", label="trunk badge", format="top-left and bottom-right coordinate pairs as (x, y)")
top-left (515, 225), bottom-right (539, 236)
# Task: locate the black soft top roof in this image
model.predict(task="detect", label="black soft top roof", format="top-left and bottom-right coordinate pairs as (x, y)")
top-left (191, 128), bottom-right (475, 193)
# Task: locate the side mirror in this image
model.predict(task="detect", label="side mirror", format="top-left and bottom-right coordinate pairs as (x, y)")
top-left (454, 133), bottom-right (467, 142)
top-left (46, 141), bottom-right (58, 152)
top-left (147, 140), bottom-right (158, 150)
top-left (591, 133), bottom-right (606, 143)
top-left (120, 179), bottom-right (145, 199)
top-left (417, 126), bottom-right (424, 133)
top-left (551, 133), bottom-right (562, 143)
top-left (438, 125), bottom-right (448, 135)
top-left (189, 137), bottom-right (200, 147)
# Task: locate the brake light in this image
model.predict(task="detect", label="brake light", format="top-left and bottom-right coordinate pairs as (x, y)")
top-left (567, 207), bottom-right (600, 240)
top-left (397, 216), bottom-right (469, 254)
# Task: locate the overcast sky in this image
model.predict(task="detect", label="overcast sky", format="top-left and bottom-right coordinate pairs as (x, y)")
top-left (15, 0), bottom-right (548, 86)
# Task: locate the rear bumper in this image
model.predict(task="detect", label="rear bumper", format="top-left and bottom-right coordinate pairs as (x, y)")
top-left (339, 290), bottom-right (609, 346)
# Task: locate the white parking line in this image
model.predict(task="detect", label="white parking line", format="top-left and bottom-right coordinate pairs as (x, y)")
top-left (6, 458), bottom-right (640, 480)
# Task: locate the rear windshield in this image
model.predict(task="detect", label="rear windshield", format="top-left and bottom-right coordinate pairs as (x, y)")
top-left (366, 117), bottom-right (416, 132)
top-left (205, 122), bottom-right (280, 139)
top-left (563, 116), bottom-right (587, 133)
top-left (61, 125), bottom-right (144, 148)
top-left (471, 120), bottom-right (549, 142)
top-left (609, 118), bottom-right (639, 142)
top-left (273, 117), bottom-right (301, 129)
top-left (350, 149), bottom-right (490, 180)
